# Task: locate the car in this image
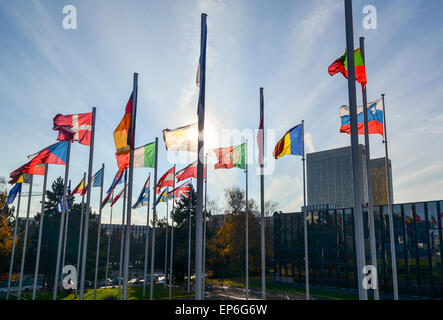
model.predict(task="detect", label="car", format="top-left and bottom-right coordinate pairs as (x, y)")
top-left (128, 278), bottom-right (138, 285)
top-left (102, 278), bottom-right (113, 287)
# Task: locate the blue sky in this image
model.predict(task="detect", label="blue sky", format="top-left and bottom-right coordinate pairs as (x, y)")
top-left (1, 0), bottom-right (443, 225)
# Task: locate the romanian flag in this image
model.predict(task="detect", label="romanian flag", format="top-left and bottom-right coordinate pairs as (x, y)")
top-left (114, 94), bottom-right (133, 155)
top-left (176, 161), bottom-right (205, 182)
top-left (115, 142), bottom-right (156, 170)
top-left (162, 123), bottom-right (198, 152)
top-left (273, 124), bottom-right (303, 159)
top-left (339, 98), bottom-right (384, 136)
top-left (213, 143), bottom-right (246, 170)
top-left (156, 167), bottom-right (175, 194)
top-left (328, 48), bottom-right (367, 89)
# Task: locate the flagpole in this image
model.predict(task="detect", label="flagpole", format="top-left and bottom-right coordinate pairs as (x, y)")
top-left (382, 94), bottom-right (399, 300)
top-left (7, 185), bottom-right (22, 300)
top-left (187, 179), bottom-right (192, 293)
top-left (202, 154), bottom-right (208, 299)
top-left (17, 175), bottom-right (33, 298)
top-left (118, 173), bottom-right (127, 300)
top-left (302, 120), bottom-right (310, 300)
top-left (94, 163), bottom-right (105, 299)
top-left (245, 140), bottom-right (249, 300)
top-left (259, 87), bottom-right (266, 300)
top-left (150, 137), bottom-right (159, 300)
top-left (104, 189), bottom-right (114, 290)
top-left (169, 170), bottom-right (176, 300)
top-left (61, 180), bottom-right (71, 289)
top-left (79, 106), bottom-right (97, 300)
top-left (75, 172), bottom-right (86, 299)
top-left (164, 189), bottom-right (169, 288)
top-left (344, 0), bottom-right (368, 300)
top-left (143, 174), bottom-right (151, 297)
top-left (195, 13), bottom-right (207, 300)
top-left (53, 141), bottom-right (72, 300)
top-left (123, 73), bottom-right (138, 300)
top-left (359, 37), bottom-right (379, 300)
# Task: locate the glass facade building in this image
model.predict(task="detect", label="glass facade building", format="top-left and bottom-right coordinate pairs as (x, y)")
top-left (273, 200), bottom-right (443, 297)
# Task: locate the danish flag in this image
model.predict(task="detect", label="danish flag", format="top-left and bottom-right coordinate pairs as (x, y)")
top-left (53, 112), bottom-right (93, 146)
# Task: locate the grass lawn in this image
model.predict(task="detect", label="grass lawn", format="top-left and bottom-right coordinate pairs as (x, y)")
top-left (21, 285), bottom-right (193, 300)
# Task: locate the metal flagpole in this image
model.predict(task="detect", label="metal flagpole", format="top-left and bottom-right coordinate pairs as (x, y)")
top-left (169, 173), bottom-right (176, 300)
top-left (118, 173), bottom-right (127, 300)
top-left (259, 87), bottom-right (266, 299)
top-left (245, 140), bottom-right (249, 300)
top-left (195, 13), bottom-right (207, 300)
top-left (150, 137), bottom-right (159, 300)
top-left (382, 94), bottom-right (399, 300)
top-left (94, 163), bottom-right (105, 299)
top-left (359, 37), bottom-right (379, 300)
top-left (75, 172), bottom-right (86, 299)
top-left (143, 175), bottom-right (151, 296)
top-left (187, 179), bottom-right (192, 293)
top-left (164, 189), bottom-right (169, 288)
top-left (302, 121), bottom-right (310, 300)
top-left (32, 165), bottom-right (48, 299)
top-left (79, 106), bottom-right (97, 300)
top-left (60, 180), bottom-right (71, 289)
top-left (344, 0), bottom-right (368, 300)
top-left (202, 154), bottom-right (208, 299)
top-left (123, 73), bottom-right (138, 300)
top-left (7, 184), bottom-right (22, 300)
top-left (104, 190), bottom-right (113, 289)
top-left (53, 141), bottom-right (72, 300)
top-left (17, 174), bottom-right (33, 299)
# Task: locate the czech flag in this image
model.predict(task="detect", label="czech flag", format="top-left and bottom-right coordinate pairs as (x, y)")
top-left (339, 98), bottom-right (384, 136)
top-left (10, 141), bottom-right (69, 178)
top-left (273, 124), bottom-right (303, 159)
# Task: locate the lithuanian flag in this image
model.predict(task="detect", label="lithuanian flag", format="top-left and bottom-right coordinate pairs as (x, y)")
top-left (328, 48), bottom-right (367, 89)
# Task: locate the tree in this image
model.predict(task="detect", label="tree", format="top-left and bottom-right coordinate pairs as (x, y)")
top-left (224, 186), bottom-right (245, 214)
top-left (265, 200), bottom-right (279, 218)
top-left (0, 177), bottom-right (14, 280)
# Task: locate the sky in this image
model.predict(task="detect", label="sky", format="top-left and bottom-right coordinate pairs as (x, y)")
top-left (1, 0), bottom-right (443, 225)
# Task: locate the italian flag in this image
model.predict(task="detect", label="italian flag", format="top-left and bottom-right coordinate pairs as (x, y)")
top-left (115, 141), bottom-right (156, 170)
top-left (328, 48), bottom-right (367, 89)
top-left (213, 143), bottom-right (246, 170)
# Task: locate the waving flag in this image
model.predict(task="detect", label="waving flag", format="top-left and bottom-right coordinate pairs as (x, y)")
top-left (111, 185), bottom-right (127, 207)
top-left (156, 188), bottom-right (169, 205)
top-left (53, 112), bottom-right (93, 145)
top-left (6, 183), bottom-right (22, 205)
top-left (328, 48), bottom-right (367, 89)
top-left (106, 169), bottom-right (124, 194)
top-left (156, 166), bottom-right (175, 194)
top-left (163, 123), bottom-right (198, 152)
top-left (114, 94), bottom-right (133, 155)
top-left (101, 191), bottom-right (114, 210)
top-left (273, 124), bottom-right (303, 159)
top-left (132, 176), bottom-right (150, 209)
top-left (82, 167), bottom-right (104, 195)
top-left (10, 141), bottom-right (69, 178)
top-left (168, 182), bottom-right (190, 199)
top-left (69, 178), bottom-right (85, 198)
top-left (115, 141), bottom-right (156, 170)
top-left (339, 98), bottom-right (384, 136)
top-left (176, 161), bottom-right (205, 182)
top-left (214, 143), bottom-right (246, 170)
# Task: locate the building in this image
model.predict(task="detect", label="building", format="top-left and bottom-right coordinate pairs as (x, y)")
top-left (307, 145), bottom-right (393, 208)
top-left (101, 223), bottom-right (148, 239)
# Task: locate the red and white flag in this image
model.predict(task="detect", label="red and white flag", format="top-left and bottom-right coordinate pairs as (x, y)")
top-left (53, 112), bottom-right (93, 146)
top-left (176, 161), bottom-right (206, 182)
top-left (156, 166), bottom-right (175, 194)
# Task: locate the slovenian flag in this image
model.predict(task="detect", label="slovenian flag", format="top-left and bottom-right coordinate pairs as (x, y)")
top-left (339, 98), bottom-right (384, 136)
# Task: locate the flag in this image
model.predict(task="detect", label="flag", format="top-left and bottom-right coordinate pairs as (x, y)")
top-left (176, 161), bottom-right (205, 182)
top-left (214, 143), bottom-right (246, 170)
top-left (101, 191), bottom-right (114, 210)
top-left (168, 182), bottom-right (191, 199)
top-left (273, 124), bottom-right (303, 159)
top-left (106, 169), bottom-right (124, 194)
top-left (431, 215), bottom-right (437, 227)
top-left (6, 183), bottom-right (22, 205)
top-left (156, 188), bottom-right (169, 205)
top-left (111, 185), bottom-right (127, 207)
top-left (114, 94), bottom-right (133, 155)
top-left (115, 142), bottom-right (156, 170)
top-left (328, 48), bottom-right (367, 89)
top-left (257, 89), bottom-right (264, 165)
top-left (56, 199), bottom-right (69, 213)
top-left (132, 176), bottom-right (150, 209)
top-left (9, 172), bottom-right (33, 185)
top-left (197, 16), bottom-right (207, 115)
top-left (69, 178), bottom-right (85, 198)
top-left (162, 123), bottom-right (198, 152)
top-left (156, 166), bottom-right (175, 194)
top-left (10, 141), bottom-right (69, 178)
top-left (92, 168), bottom-right (104, 187)
top-left (339, 98), bottom-right (384, 136)
top-left (53, 112), bottom-right (93, 145)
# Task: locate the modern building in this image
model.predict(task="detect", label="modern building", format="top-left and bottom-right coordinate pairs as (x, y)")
top-left (306, 145), bottom-right (393, 208)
